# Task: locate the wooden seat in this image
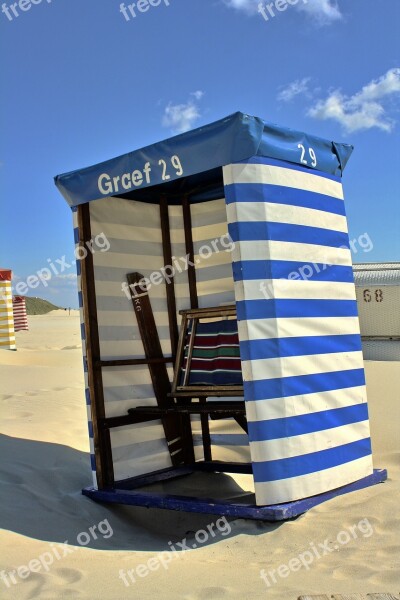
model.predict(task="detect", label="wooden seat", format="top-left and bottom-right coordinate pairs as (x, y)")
top-left (125, 291), bottom-right (247, 464)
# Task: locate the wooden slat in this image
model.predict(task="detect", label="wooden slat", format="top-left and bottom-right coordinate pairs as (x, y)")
top-left (171, 313), bottom-right (188, 394)
top-left (182, 196), bottom-right (198, 309)
top-left (77, 204), bottom-right (114, 489)
top-left (160, 195), bottom-right (179, 357)
top-left (179, 306), bottom-right (236, 318)
top-left (175, 385), bottom-right (243, 394)
top-left (128, 402), bottom-right (246, 416)
top-left (182, 317), bottom-right (197, 386)
top-left (97, 357), bottom-right (174, 368)
top-left (126, 272), bottom-right (195, 465)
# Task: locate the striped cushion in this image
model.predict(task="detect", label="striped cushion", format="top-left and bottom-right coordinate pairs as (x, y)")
top-left (181, 319), bottom-right (243, 386)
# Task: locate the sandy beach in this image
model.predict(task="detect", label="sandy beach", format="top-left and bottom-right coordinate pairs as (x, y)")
top-left (0, 311), bottom-right (399, 599)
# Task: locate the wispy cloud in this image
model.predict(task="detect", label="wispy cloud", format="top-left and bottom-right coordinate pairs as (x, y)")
top-left (296, 0), bottom-right (342, 25)
top-left (162, 91), bottom-right (205, 134)
top-left (222, 0), bottom-right (343, 23)
top-left (308, 68), bottom-right (400, 133)
top-left (277, 78), bottom-right (312, 102)
top-left (56, 274), bottom-right (77, 281)
top-left (222, 0), bottom-right (258, 15)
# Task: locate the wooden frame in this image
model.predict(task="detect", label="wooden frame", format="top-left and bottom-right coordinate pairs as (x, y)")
top-left (77, 204), bottom-right (114, 489)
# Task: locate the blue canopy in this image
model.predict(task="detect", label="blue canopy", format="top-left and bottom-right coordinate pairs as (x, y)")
top-left (54, 112), bottom-right (353, 208)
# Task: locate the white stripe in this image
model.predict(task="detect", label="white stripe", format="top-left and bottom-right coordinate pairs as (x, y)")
top-left (91, 220), bottom-right (186, 244)
top-left (232, 240), bottom-right (352, 266)
top-left (245, 385), bottom-right (368, 422)
top-left (192, 220), bottom-right (229, 241)
top-left (94, 279), bottom-right (188, 299)
top-left (227, 201), bottom-right (347, 233)
top-left (242, 350), bottom-right (364, 382)
top-left (223, 163), bottom-right (344, 199)
top-left (195, 249), bottom-right (232, 269)
top-left (113, 452), bottom-right (172, 481)
top-left (235, 279), bottom-right (357, 302)
top-left (93, 251), bottom-right (169, 270)
top-left (253, 455), bottom-right (373, 505)
top-left (102, 366), bottom-right (153, 387)
top-left (250, 420), bottom-right (370, 462)
top-left (110, 423), bottom-right (167, 448)
top-left (196, 277), bottom-right (234, 298)
top-left (238, 316), bottom-right (361, 341)
top-left (97, 309), bottom-right (169, 327)
top-left (99, 339), bottom-right (171, 359)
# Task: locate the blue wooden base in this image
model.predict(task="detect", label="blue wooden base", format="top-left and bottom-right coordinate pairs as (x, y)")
top-left (82, 466), bottom-right (387, 521)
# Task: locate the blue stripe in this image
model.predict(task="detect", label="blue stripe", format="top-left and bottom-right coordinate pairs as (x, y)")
top-left (240, 334), bottom-right (362, 361)
top-left (90, 454), bottom-right (97, 471)
top-left (193, 434), bottom-right (249, 447)
top-left (252, 438), bottom-right (372, 482)
top-left (229, 222), bottom-right (349, 249)
top-left (232, 260), bottom-right (354, 283)
top-left (237, 299), bottom-right (359, 320)
top-left (73, 227), bottom-right (80, 244)
top-left (189, 371), bottom-right (243, 385)
top-left (88, 420), bottom-right (94, 438)
top-left (224, 183), bottom-right (346, 216)
top-left (76, 259), bottom-right (81, 276)
top-left (211, 434), bottom-right (249, 446)
top-left (248, 403), bottom-right (369, 442)
top-left (244, 368), bottom-right (366, 401)
top-left (78, 291), bottom-right (83, 308)
top-left (85, 388), bottom-right (91, 405)
top-left (80, 323), bottom-right (86, 340)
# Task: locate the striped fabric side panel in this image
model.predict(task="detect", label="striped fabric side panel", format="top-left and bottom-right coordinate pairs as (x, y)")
top-left (0, 281), bottom-right (16, 350)
top-left (12, 297), bottom-right (29, 331)
top-left (89, 198), bottom-right (173, 480)
top-left (73, 208), bottom-right (97, 488)
top-left (223, 156), bottom-right (373, 505)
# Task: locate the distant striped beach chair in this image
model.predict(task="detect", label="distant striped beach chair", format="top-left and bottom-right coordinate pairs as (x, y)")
top-left (0, 269), bottom-right (16, 350)
top-left (12, 296), bottom-right (29, 332)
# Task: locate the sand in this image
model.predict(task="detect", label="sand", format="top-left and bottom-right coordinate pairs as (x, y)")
top-left (0, 312), bottom-right (399, 599)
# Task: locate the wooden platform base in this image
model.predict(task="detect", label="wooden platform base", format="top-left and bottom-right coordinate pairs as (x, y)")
top-left (82, 465), bottom-right (387, 521)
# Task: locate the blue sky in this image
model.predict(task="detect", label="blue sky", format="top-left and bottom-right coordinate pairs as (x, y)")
top-left (1, 0), bottom-right (399, 308)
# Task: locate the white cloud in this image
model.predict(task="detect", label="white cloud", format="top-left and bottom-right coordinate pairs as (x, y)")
top-left (192, 90), bottom-right (204, 100)
top-left (222, 0), bottom-right (258, 15)
top-left (56, 274), bottom-right (77, 280)
top-left (308, 68), bottom-right (400, 133)
top-left (296, 0), bottom-right (342, 24)
top-left (222, 0), bottom-right (343, 23)
top-left (277, 78), bottom-right (311, 102)
top-left (162, 91), bottom-right (205, 134)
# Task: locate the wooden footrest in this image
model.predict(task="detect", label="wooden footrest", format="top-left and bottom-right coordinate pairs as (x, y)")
top-left (128, 402), bottom-right (246, 417)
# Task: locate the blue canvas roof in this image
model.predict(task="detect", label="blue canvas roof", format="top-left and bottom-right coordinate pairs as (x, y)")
top-left (54, 111), bottom-right (353, 208)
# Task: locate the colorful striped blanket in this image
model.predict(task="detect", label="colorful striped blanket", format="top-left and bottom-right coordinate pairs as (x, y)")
top-left (181, 318), bottom-right (243, 386)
